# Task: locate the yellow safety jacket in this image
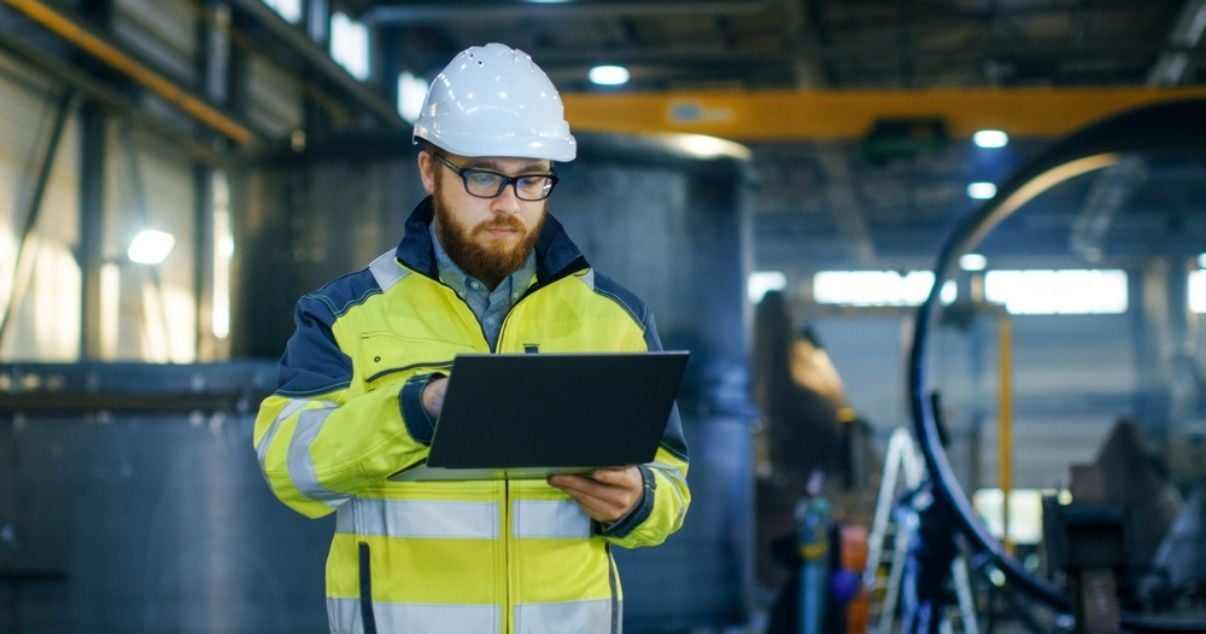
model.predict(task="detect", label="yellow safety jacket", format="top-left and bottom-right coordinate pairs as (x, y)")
top-left (254, 198), bottom-right (691, 634)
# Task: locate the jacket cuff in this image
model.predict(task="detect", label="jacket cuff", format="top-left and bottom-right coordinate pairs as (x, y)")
top-left (399, 373), bottom-right (441, 445)
top-left (598, 465), bottom-right (656, 539)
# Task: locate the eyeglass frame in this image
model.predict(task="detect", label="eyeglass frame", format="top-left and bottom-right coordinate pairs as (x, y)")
top-left (430, 152), bottom-right (559, 201)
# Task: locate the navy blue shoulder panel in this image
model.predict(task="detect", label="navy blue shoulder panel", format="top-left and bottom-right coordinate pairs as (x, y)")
top-left (591, 272), bottom-right (650, 332)
top-left (591, 274), bottom-right (689, 461)
top-left (275, 269), bottom-right (380, 397)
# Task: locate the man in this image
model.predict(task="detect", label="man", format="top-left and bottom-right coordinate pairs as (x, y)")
top-left (253, 43), bottom-right (690, 634)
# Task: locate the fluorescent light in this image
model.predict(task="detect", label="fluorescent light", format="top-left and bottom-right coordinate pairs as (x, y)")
top-left (967, 182), bottom-right (997, 200)
top-left (128, 229), bottom-right (176, 265)
top-left (1198, 252), bottom-right (1206, 268)
top-left (960, 253), bottom-right (988, 271)
top-left (973, 129), bottom-right (1009, 149)
top-left (589, 65), bottom-right (630, 86)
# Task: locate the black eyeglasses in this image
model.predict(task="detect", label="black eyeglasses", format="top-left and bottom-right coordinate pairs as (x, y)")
top-left (432, 153), bottom-right (559, 201)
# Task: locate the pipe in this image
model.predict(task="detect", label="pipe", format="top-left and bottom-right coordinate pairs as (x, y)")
top-left (907, 98), bottom-right (1206, 632)
top-left (2, 0), bottom-right (256, 145)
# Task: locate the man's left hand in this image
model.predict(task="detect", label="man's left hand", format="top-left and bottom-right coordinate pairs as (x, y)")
top-left (548, 466), bottom-right (643, 523)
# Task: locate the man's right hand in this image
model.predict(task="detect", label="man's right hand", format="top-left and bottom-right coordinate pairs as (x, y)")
top-left (421, 376), bottom-right (448, 417)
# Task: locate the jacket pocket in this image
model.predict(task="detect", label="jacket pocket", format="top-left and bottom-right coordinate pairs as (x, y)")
top-left (359, 333), bottom-right (472, 389)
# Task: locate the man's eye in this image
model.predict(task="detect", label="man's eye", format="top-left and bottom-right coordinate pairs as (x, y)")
top-left (466, 171), bottom-right (502, 187)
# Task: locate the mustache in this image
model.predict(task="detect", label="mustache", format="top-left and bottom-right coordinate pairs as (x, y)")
top-left (474, 216), bottom-right (526, 233)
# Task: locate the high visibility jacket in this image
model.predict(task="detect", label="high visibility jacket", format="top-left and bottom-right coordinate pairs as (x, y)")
top-left (254, 198), bottom-right (691, 634)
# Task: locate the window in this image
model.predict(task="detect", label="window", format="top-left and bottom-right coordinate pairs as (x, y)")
top-left (330, 12), bottom-right (369, 80)
top-left (397, 72), bottom-right (428, 123)
top-left (1191, 269), bottom-right (1206, 313)
top-left (984, 269), bottom-right (1127, 314)
top-left (812, 270), bottom-right (956, 306)
top-left (262, 0), bottom-right (301, 23)
top-left (748, 271), bottom-right (786, 303)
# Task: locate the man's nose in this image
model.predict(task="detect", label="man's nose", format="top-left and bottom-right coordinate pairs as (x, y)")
top-left (490, 184), bottom-right (521, 215)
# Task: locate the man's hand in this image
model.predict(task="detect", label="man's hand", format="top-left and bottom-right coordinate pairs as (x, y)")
top-left (548, 466), bottom-right (644, 523)
top-left (421, 377), bottom-right (448, 417)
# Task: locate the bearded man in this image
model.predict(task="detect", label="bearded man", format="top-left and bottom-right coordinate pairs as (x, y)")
top-left (252, 43), bottom-right (690, 634)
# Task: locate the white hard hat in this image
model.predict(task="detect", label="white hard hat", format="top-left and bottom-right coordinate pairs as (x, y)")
top-left (413, 43), bottom-right (577, 162)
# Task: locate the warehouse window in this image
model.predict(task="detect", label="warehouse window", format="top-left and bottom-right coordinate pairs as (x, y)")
top-left (812, 270), bottom-right (956, 306)
top-left (262, 0), bottom-right (301, 23)
top-left (984, 269), bottom-right (1127, 314)
top-left (397, 72), bottom-right (428, 123)
top-left (330, 12), bottom-right (369, 80)
top-left (1191, 269), bottom-right (1206, 313)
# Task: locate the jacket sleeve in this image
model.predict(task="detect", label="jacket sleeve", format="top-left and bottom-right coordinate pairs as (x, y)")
top-left (252, 294), bottom-right (434, 519)
top-left (600, 310), bottom-right (691, 548)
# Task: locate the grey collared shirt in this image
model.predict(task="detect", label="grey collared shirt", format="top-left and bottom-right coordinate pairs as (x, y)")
top-left (430, 225), bottom-right (536, 350)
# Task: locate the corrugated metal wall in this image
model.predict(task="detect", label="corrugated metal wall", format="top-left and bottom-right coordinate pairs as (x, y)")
top-left (0, 51), bottom-right (81, 362)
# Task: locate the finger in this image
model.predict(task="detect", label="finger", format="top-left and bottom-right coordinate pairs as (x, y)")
top-left (552, 482), bottom-right (625, 522)
top-left (590, 466), bottom-right (638, 485)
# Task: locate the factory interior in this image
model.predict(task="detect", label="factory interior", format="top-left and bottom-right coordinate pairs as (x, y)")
top-left (1, 0), bottom-right (1205, 632)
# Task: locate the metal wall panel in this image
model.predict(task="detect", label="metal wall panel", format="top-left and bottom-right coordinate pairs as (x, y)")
top-left (113, 0), bottom-right (198, 85)
top-left (0, 362), bottom-right (330, 633)
top-left (245, 57), bottom-right (304, 139)
top-left (103, 125), bottom-right (196, 362)
top-left (0, 51), bottom-right (81, 361)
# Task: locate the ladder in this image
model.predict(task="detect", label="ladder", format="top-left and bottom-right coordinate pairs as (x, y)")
top-left (863, 428), bottom-right (978, 634)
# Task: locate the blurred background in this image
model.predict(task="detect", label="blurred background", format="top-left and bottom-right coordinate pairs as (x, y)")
top-left (0, 1), bottom-right (1204, 632)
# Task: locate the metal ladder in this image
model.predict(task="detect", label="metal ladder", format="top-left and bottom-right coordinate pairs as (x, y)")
top-left (863, 428), bottom-right (978, 634)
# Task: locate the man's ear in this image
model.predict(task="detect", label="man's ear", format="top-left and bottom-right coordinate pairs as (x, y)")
top-left (418, 151), bottom-right (437, 195)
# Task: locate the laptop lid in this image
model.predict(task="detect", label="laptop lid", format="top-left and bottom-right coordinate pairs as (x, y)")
top-left (392, 351), bottom-right (688, 480)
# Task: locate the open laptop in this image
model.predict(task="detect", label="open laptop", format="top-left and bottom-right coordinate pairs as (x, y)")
top-left (389, 351), bottom-right (689, 481)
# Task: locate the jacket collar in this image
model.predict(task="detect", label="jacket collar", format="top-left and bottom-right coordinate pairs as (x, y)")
top-left (395, 196), bottom-right (588, 284)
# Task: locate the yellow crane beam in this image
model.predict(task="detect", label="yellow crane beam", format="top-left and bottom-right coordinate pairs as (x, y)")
top-left (562, 86), bottom-right (1206, 141)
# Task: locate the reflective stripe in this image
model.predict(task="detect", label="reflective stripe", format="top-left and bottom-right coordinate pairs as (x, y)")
top-left (579, 269), bottom-right (596, 290)
top-left (515, 599), bottom-right (616, 634)
top-left (328, 598), bottom-right (500, 634)
top-left (286, 406), bottom-right (343, 504)
top-left (369, 251), bottom-right (409, 292)
top-left (337, 498), bottom-right (499, 539)
top-left (255, 398), bottom-right (311, 466)
top-left (512, 499), bottom-right (591, 539)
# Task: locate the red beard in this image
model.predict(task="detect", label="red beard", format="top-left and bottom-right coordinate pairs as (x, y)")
top-left (432, 182), bottom-right (545, 288)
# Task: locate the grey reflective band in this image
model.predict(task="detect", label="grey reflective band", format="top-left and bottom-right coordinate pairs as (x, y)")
top-left (515, 599), bottom-right (616, 634)
top-left (286, 406), bottom-right (343, 505)
top-left (512, 499), bottom-right (591, 539)
top-left (328, 598), bottom-right (501, 634)
top-left (368, 250), bottom-right (409, 292)
top-left (336, 498), bottom-right (500, 539)
top-left (255, 398), bottom-right (310, 466)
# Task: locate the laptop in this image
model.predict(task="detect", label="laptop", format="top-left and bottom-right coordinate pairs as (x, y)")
top-left (389, 351), bottom-right (689, 481)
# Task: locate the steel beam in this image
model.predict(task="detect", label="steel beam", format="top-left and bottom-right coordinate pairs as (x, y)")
top-left (360, 0), bottom-right (774, 22)
top-left (561, 85), bottom-right (1206, 141)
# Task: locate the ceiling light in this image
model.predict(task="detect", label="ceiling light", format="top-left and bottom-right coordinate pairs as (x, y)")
top-left (589, 65), bottom-right (630, 86)
top-left (973, 129), bottom-right (1009, 149)
top-left (128, 229), bottom-right (176, 265)
top-left (967, 182), bottom-right (997, 200)
top-left (960, 253), bottom-right (988, 271)
top-left (1198, 253), bottom-right (1206, 268)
